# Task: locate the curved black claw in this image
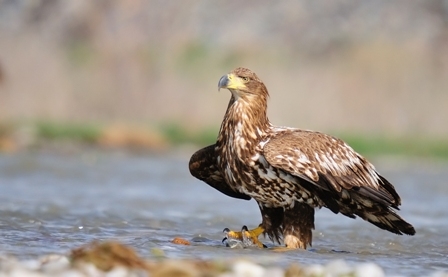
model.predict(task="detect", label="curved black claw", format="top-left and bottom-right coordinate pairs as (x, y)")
top-left (222, 228), bottom-right (230, 244)
top-left (222, 227), bottom-right (243, 248)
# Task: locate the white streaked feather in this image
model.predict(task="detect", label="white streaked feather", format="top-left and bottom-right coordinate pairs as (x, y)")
top-left (257, 167), bottom-right (277, 181)
top-left (297, 152), bottom-right (310, 164)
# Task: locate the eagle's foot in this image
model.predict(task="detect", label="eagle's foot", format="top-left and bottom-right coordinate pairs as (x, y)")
top-left (222, 225), bottom-right (267, 248)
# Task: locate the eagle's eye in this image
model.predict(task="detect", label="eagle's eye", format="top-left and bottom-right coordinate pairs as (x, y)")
top-left (241, 76), bottom-right (249, 82)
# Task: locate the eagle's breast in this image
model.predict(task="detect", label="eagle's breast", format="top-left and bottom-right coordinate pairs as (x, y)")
top-left (217, 123), bottom-right (319, 208)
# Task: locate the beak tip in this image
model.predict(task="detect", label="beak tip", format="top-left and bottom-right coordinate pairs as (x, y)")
top-left (218, 75), bottom-right (229, 90)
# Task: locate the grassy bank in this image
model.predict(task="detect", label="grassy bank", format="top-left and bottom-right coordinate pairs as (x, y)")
top-left (0, 121), bottom-right (447, 160)
top-left (336, 133), bottom-right (448, 160)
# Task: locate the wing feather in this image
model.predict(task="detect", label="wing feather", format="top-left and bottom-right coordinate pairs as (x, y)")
top-left (263, 130), bottom-right (400, 207)
top-left (189, 144), bottom-right (251, 200)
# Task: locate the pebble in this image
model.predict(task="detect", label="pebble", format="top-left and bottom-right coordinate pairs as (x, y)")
top-left (354, 263), bottom-right (385, 277)
top-left (231, 260), bottom-right (265, 277)
top-left (324, 259), bottom-right (353, 276)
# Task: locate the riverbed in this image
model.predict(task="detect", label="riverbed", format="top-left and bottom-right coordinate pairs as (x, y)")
top-left (0, 149), bottom-right (447, 275)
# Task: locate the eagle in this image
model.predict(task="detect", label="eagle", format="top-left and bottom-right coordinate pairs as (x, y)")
top-left (189, 67), bottom-right (415, 249)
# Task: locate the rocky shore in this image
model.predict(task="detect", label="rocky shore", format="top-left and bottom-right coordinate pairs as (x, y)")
top-left (0, 241), bottom-right (446, 277)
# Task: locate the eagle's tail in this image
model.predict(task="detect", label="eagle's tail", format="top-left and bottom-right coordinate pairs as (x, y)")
top-left (337, 192), bottom-right (416, 236)
top-left (322, 173), bottom-right (416, 236)
top-left (354, 207), bottom-right (415, 235)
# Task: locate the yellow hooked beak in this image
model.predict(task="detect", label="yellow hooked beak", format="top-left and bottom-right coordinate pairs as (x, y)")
top-left (218, 73), bottom-right (247, 91)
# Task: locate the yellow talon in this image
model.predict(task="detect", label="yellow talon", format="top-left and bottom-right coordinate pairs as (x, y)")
top-left (223, 225), bottom-right (266, 248)
top-left (225, 229), bottom-right (243, 240)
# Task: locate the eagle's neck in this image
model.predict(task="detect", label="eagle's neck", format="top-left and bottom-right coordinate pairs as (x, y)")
top-left (217, 95), bottom-right (271, 161)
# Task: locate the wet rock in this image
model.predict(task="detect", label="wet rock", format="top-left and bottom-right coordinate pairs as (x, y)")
top-left (39, 255), bottom-right (70, 273)
top-left (325, 259), bottom-right (353, 276)
top-left (171, 237), bottom-right (191, 245)
top-left (70, 241), bottom-right (149, 273)
top-left (230, 260), bottom-right (265, 277)
top-left (151, 260), bottom-right (199, 277)
top-left (303, 264), bottom-right (325, 276)
top-left (285, 263), bottom-right (305, 277)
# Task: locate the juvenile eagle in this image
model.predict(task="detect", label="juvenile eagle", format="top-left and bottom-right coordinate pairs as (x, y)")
top-left (189, 67), bottom-right (415, 249)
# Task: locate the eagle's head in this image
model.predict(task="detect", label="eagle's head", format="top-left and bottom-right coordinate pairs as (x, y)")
top-left (218, 67), bottom-right (269, 100)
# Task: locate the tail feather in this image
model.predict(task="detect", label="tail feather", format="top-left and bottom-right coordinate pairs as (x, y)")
top-left (358, 207), bottom-right (415, 235)
top-left (324, 170), bottom-right (417, 236)
top-left (338, 190), bottom-right (415, 236)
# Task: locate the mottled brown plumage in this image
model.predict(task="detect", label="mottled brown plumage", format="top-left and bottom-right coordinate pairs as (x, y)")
top-left (189, 67), bottom-right (415, 249)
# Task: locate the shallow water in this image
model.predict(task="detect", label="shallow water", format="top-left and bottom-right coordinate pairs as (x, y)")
top-left (0, 150), bottom-right (447, 275)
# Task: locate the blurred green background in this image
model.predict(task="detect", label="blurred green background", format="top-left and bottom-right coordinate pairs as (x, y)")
top-left (0, 0), bottom-right (447, 157)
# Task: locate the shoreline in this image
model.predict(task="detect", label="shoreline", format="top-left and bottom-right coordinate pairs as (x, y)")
top-left (0, 241), bottom-right (443, 277)
top-left (1, 121), bottom-right (447, 161)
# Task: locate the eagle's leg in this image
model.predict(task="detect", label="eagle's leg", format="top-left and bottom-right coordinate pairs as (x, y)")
top-left (223, 225), bottom-right (266, 248)
top-left (283, 202), bottom-right (315, 249)
top-left (259, 204), bottom-right (284, 244)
